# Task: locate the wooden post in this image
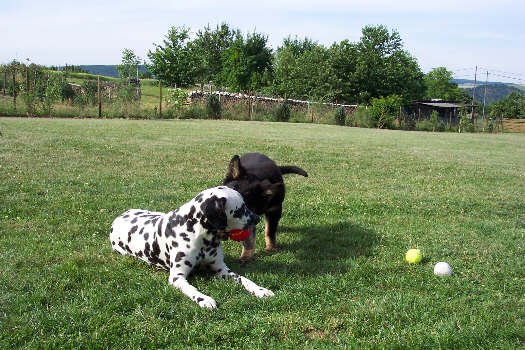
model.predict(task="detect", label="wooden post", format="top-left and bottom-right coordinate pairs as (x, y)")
top-left (26, 67), bottom-right (31, 117)
top-left (97, 76), bottom-right (102, 118)
top-left (248, 91), bottom-right (252, 121)
top-left (2, 70), bottom-right (6, 96)
top-left (26, 66), bottom-right (30, 93)
top-left (12, 70), bottom-right (17, 111)
top-left (159, 80), bottom-right (162, 118)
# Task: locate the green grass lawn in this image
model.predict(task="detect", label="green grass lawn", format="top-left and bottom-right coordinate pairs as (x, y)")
top-left (0, 118), bottom-right (523, 349)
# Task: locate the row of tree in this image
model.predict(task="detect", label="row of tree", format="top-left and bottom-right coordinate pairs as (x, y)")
top-left (490, 92), bottom-right (525, 119)
top-left (140, 23), bottom-right (475, 106)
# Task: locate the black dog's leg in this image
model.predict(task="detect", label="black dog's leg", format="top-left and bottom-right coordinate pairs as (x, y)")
top-left (240, 229), bottom-right (256, 264)
top-left (264, 206), bottom-right (282, 251)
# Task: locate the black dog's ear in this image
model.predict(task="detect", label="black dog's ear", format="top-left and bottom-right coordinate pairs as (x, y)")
top-left (224, 155), bottom-right (247, 181)
top-left (201, 196), bottom-right (227, 231)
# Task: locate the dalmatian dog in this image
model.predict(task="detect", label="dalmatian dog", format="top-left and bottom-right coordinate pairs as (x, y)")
top-left (110, 186), bottom-right (274, 309)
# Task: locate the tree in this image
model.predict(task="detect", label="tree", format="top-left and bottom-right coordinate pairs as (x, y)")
top-left (191, 23), bottom-right (238, 88)
top-left (220, 31), bottom-right (273, 92)
top-left (273, 37), bottom-right (336, 101)
top-left (353, 25), bottom-right (424, 103)
top-left (490, 91), bottom-right (525, 119)
top-left (328, 39), bottom-right (358, 103)
top-left (423, 67), bottom-right (464, 100)
top-left (147, 26), bottom-right (195, 87)
top-left (116, 49), bottom-right (141, 81)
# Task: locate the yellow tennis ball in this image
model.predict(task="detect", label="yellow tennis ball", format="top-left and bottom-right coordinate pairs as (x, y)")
top-left (405, 249), bottom-right (422, 264)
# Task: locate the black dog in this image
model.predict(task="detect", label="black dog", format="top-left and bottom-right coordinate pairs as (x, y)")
top-left (222, 153), bottom-right (308, 263)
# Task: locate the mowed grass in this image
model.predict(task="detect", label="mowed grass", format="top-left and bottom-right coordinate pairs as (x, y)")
top-left (0, 118), bottom-right (524, 349)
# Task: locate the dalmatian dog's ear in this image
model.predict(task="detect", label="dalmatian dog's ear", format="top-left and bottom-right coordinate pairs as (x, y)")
top-left (201, 196), bottom-right (227, 231)
top-left (224, 155), bottom-right (247, 181)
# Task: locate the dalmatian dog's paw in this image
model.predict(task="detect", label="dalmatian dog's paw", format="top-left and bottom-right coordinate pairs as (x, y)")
top-left (252, 287), bottom-right (275, 298)
top-left (196, 295), bottom-right (218, 309)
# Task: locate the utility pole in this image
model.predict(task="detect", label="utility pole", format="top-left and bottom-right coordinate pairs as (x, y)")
top-left (471, 65), bottom-right (477, 123)
top-left (482, 71), bottom-right (489, 121)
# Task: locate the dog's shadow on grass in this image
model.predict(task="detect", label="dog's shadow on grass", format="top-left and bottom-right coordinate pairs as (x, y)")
top-left (231, 221), bottom-right (379, 276)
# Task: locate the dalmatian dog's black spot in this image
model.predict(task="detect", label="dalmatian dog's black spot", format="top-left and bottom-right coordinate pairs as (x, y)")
top-left (110, 186), bottom-right (274, 309)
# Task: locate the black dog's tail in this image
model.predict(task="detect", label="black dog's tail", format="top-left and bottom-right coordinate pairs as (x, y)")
top-left (279, 166), bottom-right (308, 177)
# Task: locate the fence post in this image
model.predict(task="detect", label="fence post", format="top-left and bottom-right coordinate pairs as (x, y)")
top-left (3, 70), bottom-right (6, 96)
top-left (159, 80), bottom-right (162, 118)
top-left (12, 69), bottom-right (17, 111)
top-left (26, 66), bottom-right (31, 117)
top-left (98, 76), bottom-right (102, 118)
top-left (248, 90), bottom-right (252, 121)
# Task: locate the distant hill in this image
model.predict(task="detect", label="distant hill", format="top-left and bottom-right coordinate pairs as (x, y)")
top-left (60, 65), bottom-right (148, 78)
top-left (452, 79), bottom-right (504, 86)
top-left (462, 84), bottom-right (524, 104)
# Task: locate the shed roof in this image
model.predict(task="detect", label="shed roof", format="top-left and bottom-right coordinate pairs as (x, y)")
top-left (420, 102), bottom-right (463, 108)
top-left (413, 101), bottom-right (464, 108)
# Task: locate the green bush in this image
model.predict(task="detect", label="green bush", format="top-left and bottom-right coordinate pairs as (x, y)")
top-left (81, 80), bottom-right (98, 105)
top-left (117, 83), bottom-right (138, 103)
top-left (369, 95), bottom-right (403, 129)
top-left (206, 94), bottom-right (221, 119)
top-left (430, 110), bottom-right (439, 131)
top-left (334, 106), bottom-right (346, 126)
top-left (165, 88), bottom-right (188, 111)
top-left (58, 81), bottom-right (76, 101)
top-left (351, 106), bottom-right (375, 128)
top-left (273, 102), bottom-right (291, 122)
top-left (458, 115), bottom-right (474, 133)
top-left (181, 102), bottom-right (206, 119)
top-left (415, 119), bottom-right (433, 131)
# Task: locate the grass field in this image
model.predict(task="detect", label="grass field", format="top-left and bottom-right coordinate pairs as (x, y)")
top-left (0, 118), bottom-right (524, 349)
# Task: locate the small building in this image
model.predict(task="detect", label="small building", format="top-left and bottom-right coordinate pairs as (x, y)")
top-left (408, 100), bottom-right (467, 126)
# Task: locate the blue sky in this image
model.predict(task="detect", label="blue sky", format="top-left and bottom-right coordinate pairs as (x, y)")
top-left (2, 0), bottom-right (524, 83)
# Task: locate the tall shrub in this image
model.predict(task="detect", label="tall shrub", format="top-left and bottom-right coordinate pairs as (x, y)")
top-left (274, 102), bottom-right (291, 122)
top-left (206, 94), bottom-right (222, 119)
top-left (334, 106), bottom-right (346, 126)
top-left (369, 94), bottom-right (403, 129)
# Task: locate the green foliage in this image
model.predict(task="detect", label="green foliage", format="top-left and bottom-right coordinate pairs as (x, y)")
top-left (205, 94), bottom-right (222, 119)
top-left (458, 115), bottom-right (474, 133)
top-left (117, 83), bottom-right (138, 103)
top-left (220, 31), bottom-right (273, 92)
top-left (369, 94), bottom-right (403, 129)
top-left (430, 110), bottom-right (439, 131)
top-left (116, 49), bottom-right (141, 81)
top-left (191, 23), bottom-right (238, 87)
top-left (345, 106), bottom-right (374, 128)
top-left (58, 81), bottom-right (76, 101)
top-left (465, 83), bottom-right (524, 105)
top-left (489, 91), bottom-right (525, 119)
top-left (424, 67), bottom-right (464, 100)
top-left (352, 25), bottom-right (424, 104)
top-left (165, 88), bottom-right (189, 111)
top-left (273, 102), bottom-right (291, 122)
top-left (272, 37), bottom-right (336, 101)
top-left (147, 26), bottom-right (196, 87)
top-left (415, 118), bottom-right (445, 132)
top-left (334, 106), bottom-right (346, 126)
top-left (81, 80), bottom-right (98, 105)
top-left (180, 101), bottom-right (206, 119)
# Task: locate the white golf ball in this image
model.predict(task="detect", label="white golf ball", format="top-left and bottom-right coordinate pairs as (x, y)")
top-left (434, 262), bottom-right (453, 276)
